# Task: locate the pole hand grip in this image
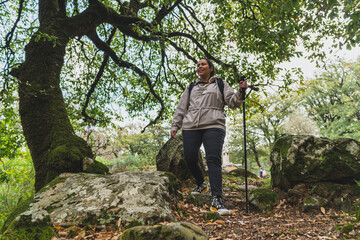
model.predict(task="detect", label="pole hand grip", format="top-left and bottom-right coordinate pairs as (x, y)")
top-left (239, 76), bottom-right (246, 101)
top-left (238, 75), bottom-right (260, 90)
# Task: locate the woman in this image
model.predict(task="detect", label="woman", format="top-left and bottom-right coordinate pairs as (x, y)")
top-left (170, 58), bottom-right (247, 215)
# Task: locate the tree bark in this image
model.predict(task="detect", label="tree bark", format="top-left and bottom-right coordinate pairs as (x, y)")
top-left (12, 1), bottom-right (108, 192)
top-left (250, 145), bottom-right (261, 168)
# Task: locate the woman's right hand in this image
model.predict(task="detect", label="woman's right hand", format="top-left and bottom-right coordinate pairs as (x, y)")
top-left (170, 130), bottom-right (177, 139)
top-left (239, 80), bottom-right (248, 89)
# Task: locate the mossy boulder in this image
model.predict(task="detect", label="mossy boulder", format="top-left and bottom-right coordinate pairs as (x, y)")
top-left (270, 135), bottom-right (360, 190)
top-left (156, 136), bottom-right (207, 181)
top-left (227, 168), bottom-right (259, 179)
top-left (119, 222), bottom-right (208, 240)
top-left (249, 188), bottom-right (279, 211)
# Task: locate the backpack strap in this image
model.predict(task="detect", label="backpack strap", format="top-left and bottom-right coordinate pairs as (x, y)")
top-left (187, 82), bottom-right (195, 109)
top-left (215, 77), bottom-right (225, 104)
top-left (216, 78), bottom-right (227, 116)
top-left (188, 82), bottom-right (195, 98)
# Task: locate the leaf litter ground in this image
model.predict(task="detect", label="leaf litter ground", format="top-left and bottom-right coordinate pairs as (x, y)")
top-left (52, 176), bottom-right (360, 239)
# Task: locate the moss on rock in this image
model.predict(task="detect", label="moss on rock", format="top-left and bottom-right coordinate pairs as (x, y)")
top-left (160, 172), bottom-right (181, 195)
top-left (124, 219), bottom-right (143, 229)
top-left (83, 157), bottom-right (109, 174)
top-left (249, 188), bottom-right (279, 212)
top-left (37, 175), bottom-right (67, 194)
top-left (228, 168), bottom-right (258, 179)
top-left (0, 211), bottom-right (55, 240)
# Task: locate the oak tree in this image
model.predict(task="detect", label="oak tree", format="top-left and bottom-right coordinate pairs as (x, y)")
top-left (1, 0), bottom-right (358, 191)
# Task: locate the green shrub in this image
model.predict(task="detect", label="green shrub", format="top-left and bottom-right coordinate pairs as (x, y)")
top-left (106, 154), bottom-right (151, 171)
top-left (0, 151), bottom-right (35, 230)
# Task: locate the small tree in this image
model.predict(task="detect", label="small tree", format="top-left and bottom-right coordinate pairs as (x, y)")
top-left (227, 93), bottom-right (296, 167)
top-left (300, 59), bottom-right (360, 140)
top-left (113, 124), bottom-right (168, 165)
top-left (283, 112), bottom-right (319, 135)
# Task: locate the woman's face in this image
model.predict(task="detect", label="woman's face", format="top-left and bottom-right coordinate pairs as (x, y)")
top-left (197, 59), bottom-right (213, 79)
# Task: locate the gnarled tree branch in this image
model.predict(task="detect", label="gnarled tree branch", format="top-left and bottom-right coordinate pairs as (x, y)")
top-left (87, 26), bottom-right (165, 131)
top-left (82, 28), bottom-right (117, 123)
top-left (67, 0), bottom-right (151, 37)
top-left (153, 0), bottom-right (182, 24)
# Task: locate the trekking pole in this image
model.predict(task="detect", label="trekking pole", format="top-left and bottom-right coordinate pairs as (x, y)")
top-left (240, 76), bottom-right (249, 214)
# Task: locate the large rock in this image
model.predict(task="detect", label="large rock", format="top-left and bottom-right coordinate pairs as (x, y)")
top-left (119, 222), bottom-right (208, 240)
top-left (271, 135), bottom-right (360, 190)
top-left (227, 168), bottom-right (259, 179)
top-left (156, 136), bottom-right (206, 181)
top-left (1, 171), bottom-right (180, 238)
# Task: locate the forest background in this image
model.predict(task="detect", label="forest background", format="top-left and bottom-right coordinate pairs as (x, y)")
top-left (0, 0), bottom-right (360, 231)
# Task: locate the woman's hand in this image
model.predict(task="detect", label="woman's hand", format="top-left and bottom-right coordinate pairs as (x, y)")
top-left (170, 130), bottom-right (177, 139)
top-left (239, 80), bottom-right (248, 89)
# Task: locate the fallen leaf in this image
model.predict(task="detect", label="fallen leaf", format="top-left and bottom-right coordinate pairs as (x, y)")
top-left (53, 225), bottom-right (63, 231)
top-left (321, 207), bottom-right (326, 214)
top-left (57, 231), bottom-right (69, 237)
top-left (214, 220), bottom-right (225, 224)
top-left (117, 218), bottom-right (122, 228)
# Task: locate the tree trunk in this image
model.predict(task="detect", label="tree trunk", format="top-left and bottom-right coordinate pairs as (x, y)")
top-left (247, 137), bottom-right (261, 168)
top-left (250, 145), bottom-right (261, 168)
top-left (13, 21), bottom-right (108, 192)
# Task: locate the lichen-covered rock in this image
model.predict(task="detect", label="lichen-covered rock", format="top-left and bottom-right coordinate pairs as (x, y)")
top-left (119, 222), bottom-right (209, 240)
top-left (156, 136), bottom-right (207, 181)
top-left (270, 135), bottom-right (360, 190)
top-left (249, 188), bottom-right (279, 212)
top-left (2, 171), bottom-right (180, 236)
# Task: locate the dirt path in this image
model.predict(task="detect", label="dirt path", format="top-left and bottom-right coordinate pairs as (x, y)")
top-left (173, 178), bottom-right (360, 240)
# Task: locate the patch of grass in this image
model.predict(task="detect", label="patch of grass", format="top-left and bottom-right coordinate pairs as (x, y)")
top-left (0, 152), bottom-right (35, 230)
top-left (99, 154), bottom-right (150, 172)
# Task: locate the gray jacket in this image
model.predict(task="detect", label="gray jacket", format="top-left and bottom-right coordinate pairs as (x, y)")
top-left (171, 76), bottom-right (242, 131)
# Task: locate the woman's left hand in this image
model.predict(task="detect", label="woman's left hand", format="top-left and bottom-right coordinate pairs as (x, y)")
top-left (239, 80), bottom-right (248, 89)
top-left (170, 130), bottom-right (177, 139)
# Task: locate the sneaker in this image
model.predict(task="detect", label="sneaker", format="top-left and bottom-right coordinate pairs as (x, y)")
top-left (210, 196), bottom-right (231, 215)
top-left (191, 182), bottom-right (208, 195)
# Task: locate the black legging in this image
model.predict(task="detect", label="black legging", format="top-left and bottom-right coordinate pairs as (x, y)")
top-left (182, 128), bottom-right (225, 197)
